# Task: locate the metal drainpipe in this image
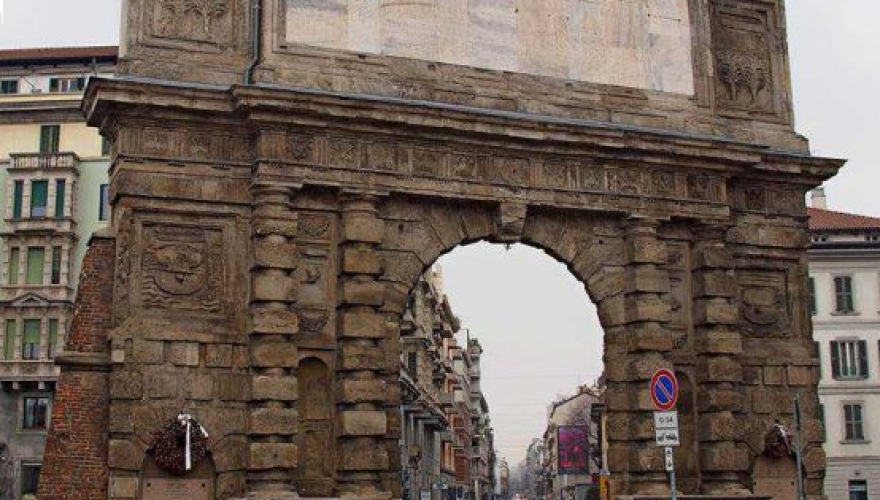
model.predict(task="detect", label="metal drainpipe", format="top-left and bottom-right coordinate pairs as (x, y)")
top-left (244, 0), bottom-right (262, 85)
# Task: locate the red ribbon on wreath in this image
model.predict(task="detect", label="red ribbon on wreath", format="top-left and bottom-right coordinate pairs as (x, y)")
top-left (150, 413), bottom-right (210, 475)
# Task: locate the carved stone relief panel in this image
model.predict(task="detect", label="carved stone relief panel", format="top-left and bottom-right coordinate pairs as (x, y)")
top-left (125, 125), bottom-right (253, 164)
top-left (711, 0), bottom-right (783, 116)
top-left (664, 241), bottom-right (693, 350)
top-left (738, 269), bottom-right (791, 338)
top-left (294, 211), bottom-right (337, 341)
top-left (133, 0), bottom-right (250, 53)
top-left (734, 183), bottom-right (805, 217)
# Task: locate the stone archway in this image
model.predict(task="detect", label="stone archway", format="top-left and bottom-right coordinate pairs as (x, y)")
top-left (39, 1), bottom-right (842, 500)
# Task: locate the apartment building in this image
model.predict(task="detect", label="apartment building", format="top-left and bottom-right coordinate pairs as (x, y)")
top-left (0, 46), bottom-right (116, 500)
top-left (808, 189), bottom-right (880, 500)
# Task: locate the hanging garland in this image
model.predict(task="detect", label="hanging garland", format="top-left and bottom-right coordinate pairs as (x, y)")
top-left (150, 414), bottom-right (210, 475)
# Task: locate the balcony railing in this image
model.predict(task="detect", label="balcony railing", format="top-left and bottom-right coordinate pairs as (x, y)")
top-left (9, 152), bottom-right (79, 170)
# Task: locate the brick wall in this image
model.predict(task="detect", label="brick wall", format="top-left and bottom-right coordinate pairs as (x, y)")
top-left (38, 232), bottom-right (116, 500)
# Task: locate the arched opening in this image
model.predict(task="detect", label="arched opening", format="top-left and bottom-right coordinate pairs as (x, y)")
top-left (296, 357), bottom-right (334, 497)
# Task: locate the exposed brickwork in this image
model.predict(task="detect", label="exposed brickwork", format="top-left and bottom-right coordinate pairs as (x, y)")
top-left (39, 232), bottom-right (116, 500)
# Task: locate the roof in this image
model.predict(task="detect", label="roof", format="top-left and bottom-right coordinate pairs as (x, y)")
top-left (808, 208), bottom-right (880, 232)
top-left (0, 46), bottom-right (118, 67)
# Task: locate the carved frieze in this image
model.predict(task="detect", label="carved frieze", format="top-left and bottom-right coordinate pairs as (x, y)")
top-left (738, 270), bottom-right (791, 338)
top-left (734, 184), bottom-right (805, 216)
top-left (132, 126), bottom-right (253, 163)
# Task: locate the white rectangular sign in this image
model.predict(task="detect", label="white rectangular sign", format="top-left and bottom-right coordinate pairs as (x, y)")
top-left (664, 447), bottom-right (675, 472)
top-left (654, 410), bottom-right (679, 430)
top-left (656, 428), bottom-right (680, 447)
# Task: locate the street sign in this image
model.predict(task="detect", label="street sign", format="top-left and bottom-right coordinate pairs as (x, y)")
top-left (664, 447), bottom-right (675, 472)
top-left (650, 369), bottom-right (679, 411)
top-left (654, 410), bottom-right (680, 447)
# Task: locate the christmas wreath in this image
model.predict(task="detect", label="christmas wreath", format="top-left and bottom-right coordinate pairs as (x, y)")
top-left (150, 414), bottom-right (210, 475)
top-left (763, 421), bottom-right (793, 459)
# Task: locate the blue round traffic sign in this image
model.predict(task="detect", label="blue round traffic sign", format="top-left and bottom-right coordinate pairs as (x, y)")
top-left (650, 369), bottom-right (679, 411)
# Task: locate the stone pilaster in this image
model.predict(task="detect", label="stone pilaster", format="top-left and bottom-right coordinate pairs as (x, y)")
top-left (691, 223), bottom-right (750, 496)
top-left (620, 217), bottom-right (675, 495)
top-left (247, 182), bottom-right (301, 497)
top-left (336, 192), bottom-right (392, 499)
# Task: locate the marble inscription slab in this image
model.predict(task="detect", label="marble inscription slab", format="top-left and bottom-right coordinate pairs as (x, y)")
top-left (142, 477), bottom-right (213, 500)
top-left (285, 0), bottom-right (694, 94)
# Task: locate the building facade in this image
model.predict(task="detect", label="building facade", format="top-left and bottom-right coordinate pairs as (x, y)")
top-left (0, 46), bottom-right (116, 500)
top-left (809, 190), bottom-right (880, 500)
top-left (401, 268), bottom-right (495, 500)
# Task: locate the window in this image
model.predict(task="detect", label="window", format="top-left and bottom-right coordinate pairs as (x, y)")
top-left (99, 184), bottom-right (110, 221)
top-left (844, 403), bottom-right (865, 441)
top-left (25, 247), bottom-right (45, 285)
top-left (0, 79), bottom-right (18, 94)
top-left (407, 352), bottom-right (418, 378)
top-left (49, 76), bottom-right (86, 93)
top-left (48, 319), bottom-right (59, 359)
top-left (8, 246), bottom-right (19, 285)
top-left (20, 464), bottom-right (41, 496)
top-left (12, 180), bottom-right (24, 219)
top-left (101, 136), bottom-right (111, 156)
top-left (54, 179), bottom-right (66, 218)
top-left (50, 246), bottom-right (62, 285)
top-left (30, 180), bottom-right (48, 217)
top-left (815, 341), bottom-right (822, 379)
top-left (834, 276), bottom-right (855, 314)
top-left (21, 319), bottom-right (40, 360)
top-left (4, 319), bottom-right (14, 360)
top-left (22, 396), bottom-right (49, 430)
top-left (831, 340), bottom-right (868, 380)
top-left (808, 277), bottom-right (816, 316)
top-left (39, 125), bottom-right (60, 153)
top-left (849, 480), bottom-right (868, 500)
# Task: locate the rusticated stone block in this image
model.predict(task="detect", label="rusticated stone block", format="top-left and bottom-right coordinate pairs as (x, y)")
top-left (587, 266), bottom-right (624, 301)
top-left (699, 442), bottom-right (748, 472)
top-left (694, 298), bottom-right (739, 325)
top-left (109, 475), bottom-right (138, 499)
top-left (693, 269), bottom-right (736, 297)
top-left (109, 403), bottom-right (133, 433)
top-left (249, 443), bottom-right (298, 470)
top-left (606, 443), bottom-right (631, 473)
top-left (252, 376), bottom-right (298, 401)
top-left (625, 295), bottom-right (670, 323)
top-left (696, 329), bottom-right (742, 355)
top-left (216, 373), bottom-right (252, 401)
top-left (167, 342), bottom-right (200, 366)
top-left (252, 269), bottom-right (296, 302)
top-left (699, 388), bottom-right (744, 412)
top-left (802, 446), bottom-right (826, 473)
top-left (110, 370), bottom-right (143, 400)
top-left (629, 414), bottom-right (655, 440)
top-left (702, 356), bottom-right (743, 383)
top-left (205, 344), bottom-right (234, 368)
top-left (605, 384), bottom-right (631, 412)
top-left (185, 374), bottom-right (214, 401)
top-left (213, 436), bottom-right (248, 472)
top-left (132, 339), bottom-right (164, 364)
top-left (743, 366), bottom-right (762, 385)
top-left (597, 294), bottom-right (625, 327)
top-left (250, 408), bottom-right (298, 435)
top-left (254, 239), bottom-right (298, 269)
top-left (340, 345), bottom-right (384, 370)
top-left (251, 342), bottom-right (298, 368)
top-left (343, 217), bottom-right (385, 243)
top-left (693, 245), bottom-right (733, 269)
top-left (752, 388), bottom-right (793, 414)
top-left (626, 325), bottom-right (674, 352)
top-left (627, 236), bottom-right (667, 264)
top-left (340, 379), bottom-right (387, 403)
top-left (339, 410), bottom-right (388, 436)
top-left (108, 439), bottom-right (143, 470)
top-left (627, 353), bottom-right (670, 381)
top-left (342, 247), bottom-right (384, 275)
top-left (698, 412), bottom-right (742, 442)
top-left (252, 305), bottom-right (299, 335)
top-left (343, 281), bottom-right (386, 306)
top-left (216, 471), bottom-right (247, 499)
top-left (629, 446), bottom-right (663, 472)
top-left (341, 311), bottom-right (386, 339)
top-left (787, 365), bottom-right (815, 386)
top-left (763, 366), bottom-right (785, 386)
top-left (339, 437), bottom-right (390, 470)
top-left (144, 372), bottom-right (178, 399)
top-left (625, 266), bottom-right (669, 294)
top-left (253, 218), bottom-right (298, 238)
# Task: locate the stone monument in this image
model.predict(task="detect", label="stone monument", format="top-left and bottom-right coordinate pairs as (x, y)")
top-left (38, 1), bottom-right (842, 499)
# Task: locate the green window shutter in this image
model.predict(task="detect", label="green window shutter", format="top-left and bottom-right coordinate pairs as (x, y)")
top-left (859, 340), bottom-right (869, 379)
top-left (25, 247), bottom-right (45, 285)
top-left (22, 319), bottom-right (40, 359)
top-left (815, 341), bottom-right (822, 380)
top-left (818, 404), bottom-right (826, 442)
top-left (54, 179), bottom-right (66, 218)
top-left (12, 180), bottom-right (23, 218)
top-left (39, 125), bottom-right (60, 153)
top-left (7, 247), bottom-right (19, 285)
top-left (808, 277), bottom-right (816, 315)
top-left (50, 246), bottom-right (62, 285)
top-left (48, 319), bottom-right (58, 357)
top-left (3, 320), bottom-right (14, 360)
top-left (30, 180), bottom-right (48, 217)
top-left (831, 341), bottom-right (841, 380)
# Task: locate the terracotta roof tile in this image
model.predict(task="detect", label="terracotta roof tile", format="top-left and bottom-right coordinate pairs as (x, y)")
top-left (0, 46), bottom-right (118, 64)
top-left (808, 208), bottom-right (880, 231)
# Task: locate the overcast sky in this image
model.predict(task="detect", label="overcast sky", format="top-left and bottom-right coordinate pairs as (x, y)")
top-left (2, 0), bottom-right (879, 465)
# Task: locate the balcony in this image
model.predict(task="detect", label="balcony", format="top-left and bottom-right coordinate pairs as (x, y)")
top-left (0, 359), bottom-right (59, 383)
top-left (9, 152), bottom-right (79, 171)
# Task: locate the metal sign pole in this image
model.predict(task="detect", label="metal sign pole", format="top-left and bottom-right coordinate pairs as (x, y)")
top-left (794, 394), bottom-right (805, 500)
top-left (665, 446), bottom-right (677, 500)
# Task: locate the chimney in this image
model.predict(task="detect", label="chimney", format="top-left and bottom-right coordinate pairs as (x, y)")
top-left (810, 188), bottom-right (827, 209)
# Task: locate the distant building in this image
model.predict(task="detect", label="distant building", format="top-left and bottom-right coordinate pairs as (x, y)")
top-left (0, 46), bottom-right (117, 500)
top-left (808, 189), bottom-right (880, 500)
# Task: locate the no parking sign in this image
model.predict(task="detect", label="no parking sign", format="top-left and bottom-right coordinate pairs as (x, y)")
top-left (650, 368), bottom-right (679, 411)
